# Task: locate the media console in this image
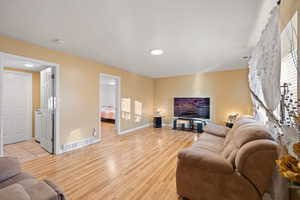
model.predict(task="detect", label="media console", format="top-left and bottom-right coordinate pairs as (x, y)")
top-left (173, 118), bottom-right (207, 133)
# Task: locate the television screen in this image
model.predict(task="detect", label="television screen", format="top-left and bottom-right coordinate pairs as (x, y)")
top-left (174, 97), bottom-right (210, 119)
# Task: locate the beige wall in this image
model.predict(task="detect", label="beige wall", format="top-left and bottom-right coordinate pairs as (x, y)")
top-left (3, 67), bottom-right (40, 137)
top-left (280, 0), bottom-right (300, 30)
top-left (0, 35), bottom-right (252, 149)
top-left (0, 35), bottom-right (154, 148)
top-left (154, 69), bottom-right (252, 125)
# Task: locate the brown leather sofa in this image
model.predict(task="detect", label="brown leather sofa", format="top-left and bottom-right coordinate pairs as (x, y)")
top-left (0, 157), bottom-right (67, 200)
top-left (176, 116), bottom-right (279, 200)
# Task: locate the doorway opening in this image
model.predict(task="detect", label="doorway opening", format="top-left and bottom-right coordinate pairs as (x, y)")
top-left (0, 53), bottom-right (60, 162)
top-left (99, 73), bottom-right (120, 140)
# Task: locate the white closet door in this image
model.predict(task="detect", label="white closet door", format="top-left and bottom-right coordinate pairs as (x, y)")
top-left (40, 67), bottom-right (53, 153)
top-left (3, 71), bottom-right (32, 145)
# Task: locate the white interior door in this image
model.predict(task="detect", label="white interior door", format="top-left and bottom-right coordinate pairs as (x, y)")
top-left (2, 71), bottom-right (32, 145)
top-left (40, 67), bottom-right (54, 153)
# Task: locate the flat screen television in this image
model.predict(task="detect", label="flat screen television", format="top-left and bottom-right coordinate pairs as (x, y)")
top-left (174, 97), bottom-right (210, 119)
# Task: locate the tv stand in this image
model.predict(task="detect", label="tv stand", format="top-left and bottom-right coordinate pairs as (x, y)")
top-left (173, 118), bottom-right (207, 133)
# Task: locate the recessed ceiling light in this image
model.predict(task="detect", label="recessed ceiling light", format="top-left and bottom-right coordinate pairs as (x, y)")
top-left (150, 49), bottom-right (164, 56)
top-left (52, 38), bottom-right (65, 44)
top-left (24, 63), bottom-right (34, 68)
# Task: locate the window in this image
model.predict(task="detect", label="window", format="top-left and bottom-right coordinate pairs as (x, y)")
top-left (281, 50), bottom-right (298, 103)
top-left (134, 100), bottom-right (142, 122)
top-left (281, 12), bottom-right (298, 100)
top-left (121, 98), bottom-right (131, 120)
top-left (278, 12), bottom-right (298, 123)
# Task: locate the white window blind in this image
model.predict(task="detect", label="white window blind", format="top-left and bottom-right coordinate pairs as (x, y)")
top-left (281, 50), bottom-right (298, 103)
top-left (275, 12), bottom-right (298, 120)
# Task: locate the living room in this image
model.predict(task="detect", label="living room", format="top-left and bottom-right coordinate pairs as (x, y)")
top-left (0, 0), bottom-right (299, 200)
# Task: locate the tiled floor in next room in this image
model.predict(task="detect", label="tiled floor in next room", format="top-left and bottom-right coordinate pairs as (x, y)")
top-left (4, 140), bottom-right (50, 163)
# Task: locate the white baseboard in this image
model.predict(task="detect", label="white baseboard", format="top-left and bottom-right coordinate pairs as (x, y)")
top-left (61, 137), bottom-right (101, 153)
top-left (119, 123), bottom-right (151, 135)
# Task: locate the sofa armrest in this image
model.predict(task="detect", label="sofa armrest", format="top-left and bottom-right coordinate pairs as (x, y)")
top-left (203, 123), bottom-right (229, 137)
top-left (44, 179), bottom-right (67, 200)
top-left (178, 148), bottom-right (233, 174)
top-left (0, 157), bottom-right (21, 182)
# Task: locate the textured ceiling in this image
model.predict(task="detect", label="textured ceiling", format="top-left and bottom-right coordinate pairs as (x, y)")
top-left (0, 0), bottom-right (268, 77)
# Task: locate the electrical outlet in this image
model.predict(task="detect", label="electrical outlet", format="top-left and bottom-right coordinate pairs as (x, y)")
top-left (92, 128), bottom-right (97, 137)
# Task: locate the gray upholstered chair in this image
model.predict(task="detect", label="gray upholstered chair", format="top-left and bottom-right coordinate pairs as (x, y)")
top-left (0, 156), bottom-right (67, 200)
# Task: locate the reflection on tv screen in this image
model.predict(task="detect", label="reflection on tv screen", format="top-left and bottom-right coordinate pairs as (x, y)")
top-left (174, 97), bottom-right (210, 119)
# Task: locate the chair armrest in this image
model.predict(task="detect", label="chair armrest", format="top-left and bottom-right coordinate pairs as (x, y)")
top-left (203, 123), bottom-right (229, 137)
top-left (178, 148), bottom-right (233, 174)
top-left (0, 157), bottom-right (21, 182)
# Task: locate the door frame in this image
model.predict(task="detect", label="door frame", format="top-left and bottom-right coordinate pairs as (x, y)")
top-left (99, 73), bottom-right (121, 139)
top-left (3, 70), bottom-right (32, 144)
top-left (0, 52), bottom-right (61, 155)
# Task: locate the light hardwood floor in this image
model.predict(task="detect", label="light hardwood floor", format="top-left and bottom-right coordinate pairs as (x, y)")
top-left (22, 123), bottom-right (197, 200)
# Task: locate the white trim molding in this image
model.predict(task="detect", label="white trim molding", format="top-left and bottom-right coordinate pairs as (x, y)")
top-left (119, 123), bottom-right (151, 135)
top-left (61, 137), bottom-right (101, 153)
top-left (0, 52), bottom-right (61, 155)
top-left (99, 73), bottom-right (121, 138)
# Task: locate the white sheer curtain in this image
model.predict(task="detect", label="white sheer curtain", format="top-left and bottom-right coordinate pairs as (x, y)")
top-left (248, 6), bottom-right (281, 138)
top-left (0, 54), bottom-right (3, 156)
top-left (249, 5), bottom-right (290, 200)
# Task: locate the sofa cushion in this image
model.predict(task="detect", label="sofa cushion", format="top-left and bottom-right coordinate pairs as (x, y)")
top-left (193, 141), bottom-right (224, 153)
top-left (223, 129), bottom-right (234, 147)
top-left (25, 181), bottom-right (58, 200)
top-left (193, 133), bottom-right (225, 152)
top-left (178, 148), bottom-right (234, 174)
top-left (222, 118), bottom-right (273, 167)
top-left (18, 178), bottom-right (40, 190)
top-left (233, 124), bottom-right (274, 148)
top-left (222, 142), bottom-right (239, 167)
top-left (203, 123), bottom-right (229, 137)
top-left (199, 133), bottom-right (225, 144)
top-left (223, 117), bottom-right (256, 147)
top-left (0, 179), bottom-right (59, 200)
top-left (231, 116), bottom-right (257, 131)
top-left (0, 172), bottom-right (34, 189)
top-left (0, 157), bottom-right (21, 182)
top-left (0, 183), bottom-right (31, 200)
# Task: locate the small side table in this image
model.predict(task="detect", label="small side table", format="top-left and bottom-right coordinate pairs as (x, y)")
top-left (153, 116), bottom-right (162, 128)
